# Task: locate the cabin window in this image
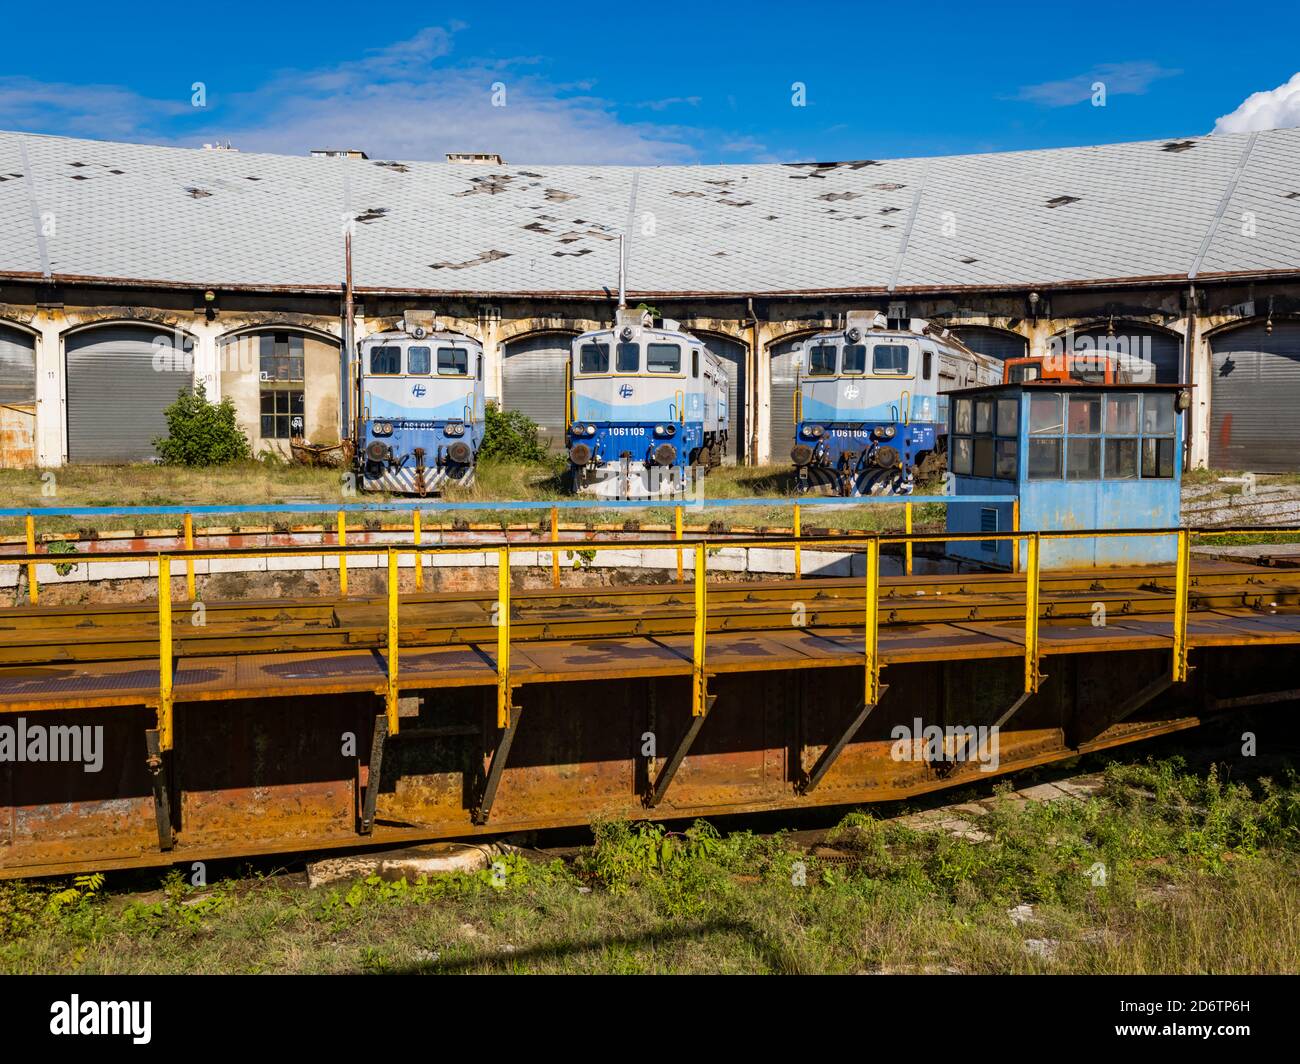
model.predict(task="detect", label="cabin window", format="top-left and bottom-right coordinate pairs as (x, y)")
top-left (1029, 393), bottom-right (1063, 435)
top-left (995, 440), bottom-right (1019, 479)
top-left (996, 398), bottom-right (1019, 437)
top-left (1028, 438), bottom-right (1062, 479)
top-left (1142, 437), bottom-right (1176, 478)
top-left (369, 346), bottom-right (402, 375)
top-left (1066, 437), bottom-right (1101, 480)
top-left (579, 343), bottom-right (609, 374)
top-left (616, 342), bottom-right (639, 373)
top-left (973, 437), bottom-right (995, 478)
top-left (1142, 393), bottom-right (1175, 436)
top-left (647, 343), bottom-right (681, 373)
top-left (974, 399), bottom-right (993, 434)
top-left (872, 344), bottom-right (909, 374)
top-left (1068, 394), bottom-right (1102, 434)
top-left (1105, 394), bottom-right (1139, 435)
top-left (954, 398), bottom-right (972, 435)
top-left (922, 350), bottom-right (933, 380)
top-left (952, 437), bottom-right (973, 475)
top-left (260, 389), bottom-right (304, 440)
top-left (407, 346), bottom-right (431, 375)
top-left (259, 333), bottom-right (304, 382)
top-left (1106, 438), bottom-right (1139, 479)
top-left (1027, 388), bottom-right (1176, 480)
top-left (438, 348), bottom-right (468, 375)
top-left (841, 344), bottom-right (866, 374)
top-left (692, 349), bottom-right (700, 378)
top-left (808, 344), bottom-right (836, 376)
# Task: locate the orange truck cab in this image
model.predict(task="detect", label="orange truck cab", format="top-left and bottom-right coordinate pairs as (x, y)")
top-left (1001, 354), bottom-right (1133, 385)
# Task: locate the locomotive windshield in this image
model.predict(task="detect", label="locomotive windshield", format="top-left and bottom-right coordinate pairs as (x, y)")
top-left (842, 345), bottom-right (866, 373)
top-left (647, 343), bottom-right (681, 373)
top-left (579, 343), bottom-right (609, 374)
top-left (407, 347), bottom-right (431, 374)
top-left (616, 343), bottom-right (639, 372)
top-left (808, 344), bottom-right (836, 375)
top-left (873, 344), bottom-right (910, 374)
top-left (438, 347), bottom-right (469, 375)
top-left (370, 346), bottom-right (401, 375)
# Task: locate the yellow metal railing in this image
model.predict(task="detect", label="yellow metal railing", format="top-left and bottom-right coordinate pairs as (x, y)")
top-left (8, 520), bottom-right (1296, 753)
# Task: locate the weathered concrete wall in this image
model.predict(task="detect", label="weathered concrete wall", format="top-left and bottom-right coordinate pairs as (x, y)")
top-left (2, 278), bottom-right (1297, 471)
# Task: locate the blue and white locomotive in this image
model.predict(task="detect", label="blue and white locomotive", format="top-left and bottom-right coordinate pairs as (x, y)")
top-left (566, 307), bottom-right (729, 497)
top-left (790, 311), bottom-right (1001, 495)
top-left (355, 326), bottom-right (485, 495)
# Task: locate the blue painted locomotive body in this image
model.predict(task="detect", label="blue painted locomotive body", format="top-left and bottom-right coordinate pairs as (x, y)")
top-left (566, 309), bottom-right (729, 497)
top-left (355, 329), bottom-right (485, 495)
top-left (790, 312), bottom-right (1001, 496)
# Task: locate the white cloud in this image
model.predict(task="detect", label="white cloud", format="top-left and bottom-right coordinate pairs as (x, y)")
top-left (0, 26), bottom-right (702, 166)
top-left (1213, 72), bottom-right (1300, 133)
top-left (0, 76), bottom-right (188, 139)
top-left (1014, 61), bottom-right (1180, 106)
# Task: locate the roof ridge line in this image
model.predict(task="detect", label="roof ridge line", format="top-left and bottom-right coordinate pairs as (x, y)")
top-left (888, 162), bottom-right (929, 293)
top-left (1188, 130), bottom-right (1259, 281)
top-left (18, 136), bottom-right (51, 281)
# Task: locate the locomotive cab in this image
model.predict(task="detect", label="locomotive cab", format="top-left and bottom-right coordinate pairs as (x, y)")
top-left (790, 311), bottom-right (1001, 496)
top-left (791, 312), bottom-right (943, 496)
top-left (566, 308), bottom-right (729, 498)
top-left (356, 329), bottom-right (485, 495)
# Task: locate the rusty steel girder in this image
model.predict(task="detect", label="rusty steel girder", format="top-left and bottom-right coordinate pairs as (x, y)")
top-left (1, 642), bottom-right (1294, 879)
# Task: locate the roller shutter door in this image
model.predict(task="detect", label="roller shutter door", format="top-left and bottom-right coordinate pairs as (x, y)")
top-left (702, 335), bottom-right (746, 464)
top-left (949, 326), bottom-right (1027, 363)
top-left (1058, 326), bottom-right (1181, 384)
top-left (0, 325), bottom-right (37, 468)
top-left (502, 334), bottom-right (572, 453)
top-left (65, 325), bottom-right (193, 462)
top-left (768, 337), bottom-right (804, 464)
top-left (1209, 322), bottom-right (1300, 472)
top-left (0, 325), bottom-right (36, 404)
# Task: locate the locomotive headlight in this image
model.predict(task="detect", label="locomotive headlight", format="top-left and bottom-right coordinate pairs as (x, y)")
top-left (802, 424), bottom-right (825, 439)
top-left (585, 424), bottom-right (597, 436)
top-left (444, 421), bottom-right (465, 437)
top-left (653, 424), bottom-right (676, 437)
top-left (374, 422), bottom-right (393, 437)
top-left (884, 425), bottom-right (897, 439)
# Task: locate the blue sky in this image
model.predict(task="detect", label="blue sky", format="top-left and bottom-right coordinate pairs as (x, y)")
top-left (2, 0), bottom-right (1298, 164)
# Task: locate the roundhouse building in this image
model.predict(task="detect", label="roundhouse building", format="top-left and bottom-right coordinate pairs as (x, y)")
top-left (0, 127), bottom-right (1298, 472)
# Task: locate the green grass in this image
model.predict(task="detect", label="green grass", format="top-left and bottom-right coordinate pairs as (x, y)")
top-left (0, 460), bottom-right (941, 539)
top-left (3, 756), bottom-right (1296, 974)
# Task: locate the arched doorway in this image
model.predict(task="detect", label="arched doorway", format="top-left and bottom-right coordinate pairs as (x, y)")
top-left (65, 324), bottom-right (194, 462)
top-left (948, 325), bottom-right (1028, 363)
top-left (0, 323), bottom-right (37, 468)
top-left (768, 334), bottom-right (812, 465)
top-left (502, 333), bottom-right (575, 454)
top-left (1209, 320), bottom-right (1300, 471)
top-left (219, 327), bottom-right (341, 448)
top-left (1052, 323), bottom-right (1181, 384)
top-left (699, 334), bottom-right (747, 465)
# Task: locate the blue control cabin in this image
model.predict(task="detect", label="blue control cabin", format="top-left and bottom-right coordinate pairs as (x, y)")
top-left (566, 308), bottom-right (729, 498)
top-left (355, 328), bottom-right (485, 495)
top-left (945, 381), bottom-right (1190, 569)
top-left (790, 311), bottom-right (1001, 496)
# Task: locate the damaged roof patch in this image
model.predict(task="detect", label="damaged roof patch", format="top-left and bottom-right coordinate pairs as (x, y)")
top-left (1045, 195), bottom-right (1081, 208)
top-left (428, 249), bottom-right (511, 270)
top-left (1161, 140), bottom-right (1197, 153)
top-left (354, 207), bottom-right (388, 224)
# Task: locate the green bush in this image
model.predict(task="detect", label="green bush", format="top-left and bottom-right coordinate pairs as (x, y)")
top-left (153, 383), bottom-right (252, 466)
top-left (478, 401), bottom-right (548, 463)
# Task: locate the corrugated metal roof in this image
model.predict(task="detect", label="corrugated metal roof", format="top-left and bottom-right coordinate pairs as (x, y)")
top-left (0, 126), bottom-right (1297, 297)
